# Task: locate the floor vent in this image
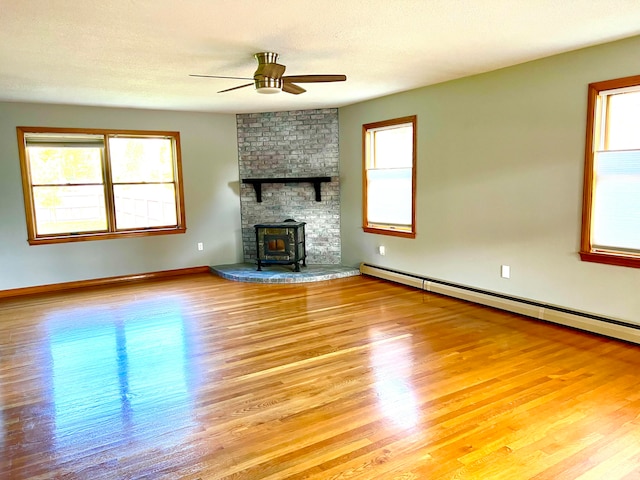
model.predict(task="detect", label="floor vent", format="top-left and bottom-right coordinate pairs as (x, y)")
top-left (360, 263), bottom-right (640, 344)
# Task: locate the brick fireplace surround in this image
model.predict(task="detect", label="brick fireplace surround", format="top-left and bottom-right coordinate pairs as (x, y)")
top-left (237, 108), bottom-right (341, 265)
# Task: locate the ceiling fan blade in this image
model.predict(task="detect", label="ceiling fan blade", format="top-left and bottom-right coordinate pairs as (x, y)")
top-left (217, 83), bottom-right (254, 93)
top-left (282, 83), bottom-right (306, 95)
top-left (257, 63), bottom-right (286, 79)
top-left (190, 74), bottom-right (253, 80)
top-left (282, 74), bottom-right (347, 83)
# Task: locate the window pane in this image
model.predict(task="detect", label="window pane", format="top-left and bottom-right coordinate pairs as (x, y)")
top-left (592, 150), bottom-right (640, 251)
top-left (114, 184), bottom-right (177, 229)
top-left (109, 137), bottom-right (175, 183)
top-left (33, 186), bottom-right (108, 235)
top-left (607, 91), bottom-right (640, 150)
top-left (28, 147), bottom-right (103, 185)
top-left (373, 125), bottom-right (413, 168)
top-left (367, 168), bottom-right (412, 226)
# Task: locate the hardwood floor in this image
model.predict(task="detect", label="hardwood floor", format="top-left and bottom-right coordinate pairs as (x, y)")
top-left (1, 273), bottom-right (640, 479)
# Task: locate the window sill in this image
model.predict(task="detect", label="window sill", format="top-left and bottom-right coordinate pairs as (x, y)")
top-left (363, 226), bottom-right (415, 239)
top-left (28, 227), bottom-right (186, 245)
top-left (580, 250), bottom-right (640, 269)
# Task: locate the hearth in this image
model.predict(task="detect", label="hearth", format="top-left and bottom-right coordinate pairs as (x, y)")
top-left (254, 220), bottom-right (306, 272)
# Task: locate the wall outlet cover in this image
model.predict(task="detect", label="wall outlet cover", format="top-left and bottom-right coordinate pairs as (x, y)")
top-left (501, 265), bottom-right (510, 278)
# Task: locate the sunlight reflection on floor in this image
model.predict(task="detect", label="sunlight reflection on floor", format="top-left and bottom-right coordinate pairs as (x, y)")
top-left (45, 298), bottom-right (197, 452)
top-left (369, 329), bottom-right (420, 430)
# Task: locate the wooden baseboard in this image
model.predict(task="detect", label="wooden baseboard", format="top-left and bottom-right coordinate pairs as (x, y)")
top-left (0, 266), bottom-right (211, 299)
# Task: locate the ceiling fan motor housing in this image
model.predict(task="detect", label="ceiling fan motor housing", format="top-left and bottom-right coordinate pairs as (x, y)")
top-left (254, 52), bottom-right (279, 64)
top-left (254, 52), bottom-right (283, 93)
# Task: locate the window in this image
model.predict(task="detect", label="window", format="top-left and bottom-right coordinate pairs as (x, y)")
top-left (581, 75), bottom-right (640, 268)
top-left (17, 127), bottom-right (186, 245)
top-left (363, 115), bottom-right (417, 238)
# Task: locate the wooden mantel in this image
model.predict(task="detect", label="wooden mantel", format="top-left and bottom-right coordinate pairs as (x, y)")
top-left (242, 177), bottom-right (332, 203)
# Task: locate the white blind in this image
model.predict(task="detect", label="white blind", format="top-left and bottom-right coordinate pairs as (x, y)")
top-left (366, 168), bottom-right (412, 226)
top-left (592, 149), bottom-right (640, 252)
top-left (25, 132), bottom-right (104, 148)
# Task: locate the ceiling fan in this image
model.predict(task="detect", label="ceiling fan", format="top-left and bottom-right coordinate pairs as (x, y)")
top-left (190, 52), bottom-right (347, 95)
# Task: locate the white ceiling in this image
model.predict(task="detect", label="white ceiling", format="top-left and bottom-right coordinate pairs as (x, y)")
top-left (1, 0), bottom-right (640, 114)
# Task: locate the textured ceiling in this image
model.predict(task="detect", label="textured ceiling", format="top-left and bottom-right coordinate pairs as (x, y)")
top-left (1, 0), bottom-right (640, 114)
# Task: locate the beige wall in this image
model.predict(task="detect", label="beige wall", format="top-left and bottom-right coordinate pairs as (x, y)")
top-left (339, 35), bottom-right (640, 324)
top-left (0, 102), bottom-right (242, 290)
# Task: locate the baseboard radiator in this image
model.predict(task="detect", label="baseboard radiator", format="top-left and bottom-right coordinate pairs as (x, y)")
top-left (360, 263), bottom-right (640, 345)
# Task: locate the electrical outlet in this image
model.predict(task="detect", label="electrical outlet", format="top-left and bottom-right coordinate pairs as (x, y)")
top-left (378, 245), bottom-right (386, 256)
top-left (197, 242), bottom-right (204, 251)
top-left (501, 265), bottom-right (510, 279)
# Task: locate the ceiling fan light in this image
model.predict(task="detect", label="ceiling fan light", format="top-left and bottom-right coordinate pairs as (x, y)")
top-left (256, 86), bottom-right (281, 94)
top-left (254, 77), bottom-right (282, 94)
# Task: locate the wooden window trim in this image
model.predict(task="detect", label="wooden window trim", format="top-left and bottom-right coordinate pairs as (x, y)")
top-left (580, 75), bottom-right (640, 268)
top-left (362, 115), bottom-right (417, 239)
top-left (17, 126), bottom-right (187, 245)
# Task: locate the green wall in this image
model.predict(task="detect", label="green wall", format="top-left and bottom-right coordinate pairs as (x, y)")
top-left (339, 35), bottom-right (640, 323)
top-left (2, 35), bottom-right (638, 324)
top-left (0, 102), bottom-right (242, 290)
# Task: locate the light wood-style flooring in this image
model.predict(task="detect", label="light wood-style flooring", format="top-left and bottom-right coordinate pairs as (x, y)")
top-left (1, 273), bottom-right (640, 479)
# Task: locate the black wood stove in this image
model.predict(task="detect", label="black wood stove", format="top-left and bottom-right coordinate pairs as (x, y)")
top-left (254, 220), bottom-right (306, 272)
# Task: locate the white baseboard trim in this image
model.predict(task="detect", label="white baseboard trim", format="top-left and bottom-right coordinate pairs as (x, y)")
top-left (360, 263), bottom-right (640, 345)
top-left (360, 263), bottom-right (425, 289)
